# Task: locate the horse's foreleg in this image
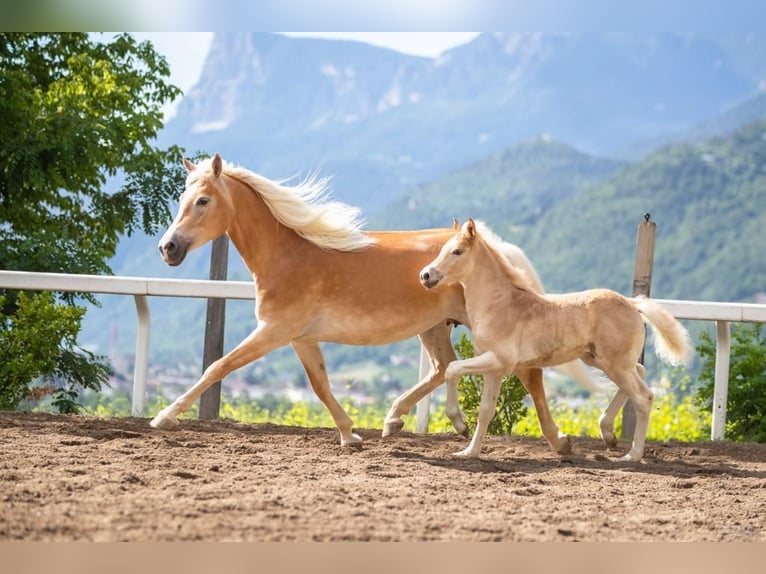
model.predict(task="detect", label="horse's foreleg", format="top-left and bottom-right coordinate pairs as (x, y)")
top-left (291, 341), bottom-right (360, 447)
top-left (383, 323), bottom-right (465, 437)
top-left (445, 352), bottom-right (505, 458)
top-left (516, 367), bottom-right (571, 455)
top-left (150, 322), bottom-right (287, 430)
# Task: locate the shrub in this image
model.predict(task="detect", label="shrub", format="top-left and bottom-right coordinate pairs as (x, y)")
top-left (453, 333), bottom-right (528, 435)
top-left (696, 323), bottom-right (766, 442)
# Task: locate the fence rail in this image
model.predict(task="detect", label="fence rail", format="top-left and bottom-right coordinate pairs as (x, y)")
top-left (2, 269), bottom-right (765, 440)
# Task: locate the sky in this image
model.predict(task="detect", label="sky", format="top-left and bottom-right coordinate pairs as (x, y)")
top-left (130, 32), bottom-right (481, 119)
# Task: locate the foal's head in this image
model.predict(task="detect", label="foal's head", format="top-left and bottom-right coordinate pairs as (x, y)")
top-left (159, 154), bottom-right (233, 266)
top-left (419, 219), bottom-right (479, 289)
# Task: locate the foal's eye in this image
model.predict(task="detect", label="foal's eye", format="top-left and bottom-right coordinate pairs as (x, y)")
top-left (452, 249), bottom-right (463, 256)
top-left (195, 197), bottom-right (209, 206)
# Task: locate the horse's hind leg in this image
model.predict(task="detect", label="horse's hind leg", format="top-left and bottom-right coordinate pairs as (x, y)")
top-left (516, 367), bottom-right (571, 455)
top-left (291, 341), bottom-right (360, 447)
top-left (151, 322), bottom-right (288, 431)
top-left (383, 322), bottom-right (468, 437)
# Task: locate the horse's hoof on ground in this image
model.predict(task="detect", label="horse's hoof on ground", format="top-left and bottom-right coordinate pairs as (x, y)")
top-left (620, 452), bottom-right (643, 462)
top-left (382, 419), bottom-right (404, 437)
top-left (452, 447), bottom-right (479, 458)
top-left (456, 424), bottom-right (470, 439)
top-left (341, 433), bottom-right (363, 448)
top-left (150, 411), bottom-right (180, 430)
top-left (556, 435), bottom-right (573, 455)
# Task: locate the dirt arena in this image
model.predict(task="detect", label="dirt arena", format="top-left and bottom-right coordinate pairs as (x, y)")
top-left (1, 411), bottom-right (764, 541)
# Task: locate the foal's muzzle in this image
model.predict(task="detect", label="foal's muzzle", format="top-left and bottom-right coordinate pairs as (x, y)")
top-left (420, 267), bottom-right (442, 289)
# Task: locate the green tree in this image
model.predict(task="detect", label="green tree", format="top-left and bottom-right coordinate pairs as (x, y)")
top-left (0, 33), bottom-right (185, 411)
top-left (696, 323), bottom-right (766, 442)
top-left (453, 333), bottom-right (528, 435)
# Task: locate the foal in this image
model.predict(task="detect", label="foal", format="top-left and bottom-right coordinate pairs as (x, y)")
top-left (420, 219), bottom-right (691, 462)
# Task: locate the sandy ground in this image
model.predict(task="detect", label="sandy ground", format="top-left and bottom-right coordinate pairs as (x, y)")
top-left (1, 411), bottom-right (764, 541)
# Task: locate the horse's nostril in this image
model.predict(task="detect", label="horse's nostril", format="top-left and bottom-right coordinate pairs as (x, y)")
top-left (164, 241), bottom-right (176, 255)
top-left (421, 271), bottom-right (430, 282)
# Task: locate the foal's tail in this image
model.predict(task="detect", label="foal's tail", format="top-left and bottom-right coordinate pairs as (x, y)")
top-left (633, 297), bottom-right (692, 366)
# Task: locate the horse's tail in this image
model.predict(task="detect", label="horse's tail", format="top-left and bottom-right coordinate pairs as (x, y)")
top-left (633, 297), bottom-right (692, 366)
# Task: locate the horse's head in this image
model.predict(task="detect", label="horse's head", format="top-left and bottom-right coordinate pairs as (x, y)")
top-left (419, 218), bottom-right (478, 289)
top-left (159, 153), bottom-right (233, 266)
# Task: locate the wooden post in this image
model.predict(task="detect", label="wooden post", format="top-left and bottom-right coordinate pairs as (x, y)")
top-left (622, 213), bottom-right (655, 439)
top-left (199, 235), bottom-right (229, 420)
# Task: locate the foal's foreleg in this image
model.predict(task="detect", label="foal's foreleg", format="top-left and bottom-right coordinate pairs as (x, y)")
top-left (150, 322), bottom-right (287, 430)
top-left (291, 341), bottom-right (360, 446)
top-left (383, 323), bottom-right (467, 437)
top-left (444, 352), bottom-right (506, 458)
top-left (516, 367), bottom-right (571, 455)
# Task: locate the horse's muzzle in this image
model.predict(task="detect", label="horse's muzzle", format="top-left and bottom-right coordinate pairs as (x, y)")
top-left (158, 235), bottom-right (189, 267)
top-left (419, 267), bottom-right (442, 289)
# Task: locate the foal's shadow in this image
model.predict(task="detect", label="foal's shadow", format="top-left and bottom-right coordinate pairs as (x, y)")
top-left (388, 445), bottom-right (766, 480)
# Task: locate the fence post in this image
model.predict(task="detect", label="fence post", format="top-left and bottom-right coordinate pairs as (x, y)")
top-left (199, 235), bottom-right (229, 420)
top-left (622, 213), bottom-right (656, 439)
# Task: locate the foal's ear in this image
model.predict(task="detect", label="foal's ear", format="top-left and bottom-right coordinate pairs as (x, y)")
top-left (452, 218), bottom-right (460, 231)
top-left (183, 157), bottom-right (196, 173)
top-left (464, 218), bottom-right (477, 239)
top-left (211, 153), bottom-right (223, 177)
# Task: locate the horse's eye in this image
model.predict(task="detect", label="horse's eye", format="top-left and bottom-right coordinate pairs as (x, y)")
top-left (195, 197), bottom-right (209, 206)
top-left (452, 249), bottom-right (463, 256)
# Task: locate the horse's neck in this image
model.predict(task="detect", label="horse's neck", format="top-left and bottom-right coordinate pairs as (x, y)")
top-left (224, 176), bottom-right (305, 277)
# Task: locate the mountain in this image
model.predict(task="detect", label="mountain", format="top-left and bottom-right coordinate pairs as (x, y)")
top-left (161, 32), bottom-right (764, 209)
top-left (521, 119), bottom-right (766, 303)
top-left (369, 137), bottom-right (624, 234)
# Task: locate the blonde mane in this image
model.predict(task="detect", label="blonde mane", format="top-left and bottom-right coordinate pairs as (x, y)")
top-left (473, 221), bottom-right (536, 293)
top-left (200, 157), bottom-right (376, 251)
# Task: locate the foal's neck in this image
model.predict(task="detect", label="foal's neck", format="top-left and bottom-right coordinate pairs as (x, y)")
top-left (462, 240), bottom-right (536, 313)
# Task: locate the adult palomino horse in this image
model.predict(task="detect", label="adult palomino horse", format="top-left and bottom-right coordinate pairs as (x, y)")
top-left (420, 219), bottom-right (692, 462)
top-left (152, 154), bottom-right (598, 451)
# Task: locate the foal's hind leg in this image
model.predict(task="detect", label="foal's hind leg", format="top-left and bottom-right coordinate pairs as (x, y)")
top-left (597, 364), bottom-right (646, 450)
top-left (383, 322), bottom-right (468, 437)
top-left (601, 364), bottom-right (654, 462)
top-left (516, 367), bottom-right (571, 455)
top-left (291, 341), bottom-right (360, 446)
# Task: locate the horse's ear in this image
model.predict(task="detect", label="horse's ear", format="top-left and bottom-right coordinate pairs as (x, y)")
top-left (183, 157), bottom-right (196, 173)
top-left (465, 218), bottom-right (476, 239)
top-left (452, 218), bottom-right (460, 231)
top-left (212, 153), bottom-right (223, 177)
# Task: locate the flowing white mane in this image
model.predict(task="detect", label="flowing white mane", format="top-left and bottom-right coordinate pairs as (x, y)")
top-left (203, 157), bottom-right (376, 251)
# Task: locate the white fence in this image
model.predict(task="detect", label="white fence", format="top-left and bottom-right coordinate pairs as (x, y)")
top-left (2, 269), bottom-right (765, 440)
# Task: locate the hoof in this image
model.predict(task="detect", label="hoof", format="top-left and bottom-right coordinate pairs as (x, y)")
top-left (455, 423), bottom-right (470, 439)
top-left (341, 432), bottom-right (363, 447)
top-left (382, 419), bottom-right (404, 438)
top-left (621, 451), bottom-right (643, 462)
top-left (555, 435), bottom-right (573, 456)
top-left (150, 411), bottom-right (180, 430)
top-left (452, 447), bottom-right (480, 458)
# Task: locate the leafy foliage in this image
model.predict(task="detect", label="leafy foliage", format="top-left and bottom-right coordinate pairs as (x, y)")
top-left (0, 33), bottom-right (185, 410)
top-left (0, 292), bottom-right (109, 411)
top-left (696, 324), bottom-right (766, 442)
top-left (453, 333), bottom-right (528, 435)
